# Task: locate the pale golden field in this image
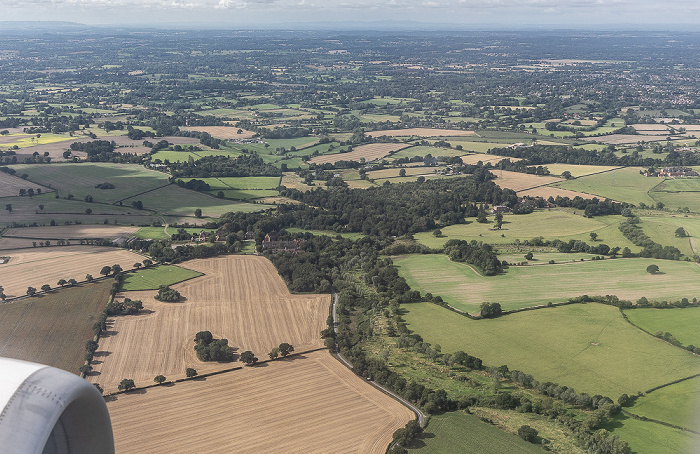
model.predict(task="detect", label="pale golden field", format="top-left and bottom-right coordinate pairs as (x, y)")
top-left (493, 170), bottom-right (563, 192)
top-left (281, 172), bottom-right (312, 191)
top-left (180, 126), bottom-right (256, 139)
top-left (107, 350), bottom-right (413, 454)
top-left (543, 164), bottom-right (621, 178)
top-left (90, 255), bottom-right (329, 392)
top-left (592, 134), bottom-right (669, 144)
top-left (308, 143), bottom-right (409, 165)
top-left (631, 124), bottom-right (671, 132)
top-left (4, 225), bottom-right (139, 239)
top-left (0, 246), bottom-right (144, 298)
top-left (366, 128), bottom-right (475, 137)
top-left (0, 172), bottom-right (54, 198)
top-left (367, 165), bottom-right (444, 179)
top-left (461, 154), bottom-right (522, 165)
top-left (519, 186), bottom-right (599, 200)
top-left (0, 237), bottom-right (35, 250)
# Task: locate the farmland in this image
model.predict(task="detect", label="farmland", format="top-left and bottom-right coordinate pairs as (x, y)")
top-left (3, 225), bottom-right (139, 240)
top-left (107, 350), bottom-right (413, 454)
top-left (307, 143), bottom-right (409, 164)
top-left (89, 255), bottom-right (329, 392)
top-left (624, 307), bottom-right (700, 347)
top-left (366, 128), bottom-right (476, 138)
top-left (414, 210), bottom-right (637, 250)
top-left (408, 411), bottom-right (545, 453)
top-left (554, 167), bottom-right (660, 206)
top-left (402, 302), bottom-right (700, 397)
top-left (0, 171), bottom-right (53, 198)
top-left (628, 377), bottom-right (700, 430)
top-left (604, 414), bottom-right (700, 454)
top-left (492, 170), bottom-right (563, 192)
top-left (0, 246), bottom-right (145, 298)
top-left (0, 280), bottom-right (112, 373)
top-left (394, 254), bottom-right (700, 312)
top-left (7, 163), bottom-right (170, 203)
top-left (121, 265), bottom-right (203, 291)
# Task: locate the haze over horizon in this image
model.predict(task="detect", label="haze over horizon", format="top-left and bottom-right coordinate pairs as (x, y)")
top-left (1, 0), bottom-right (699, 30)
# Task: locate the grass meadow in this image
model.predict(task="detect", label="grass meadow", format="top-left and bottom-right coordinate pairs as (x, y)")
top-left (624, 307), bottom-right (700, 346)
top-left (402, 302), bottom-right (700, 398)
top-left (414, 211), bottom-right (639, 251)
top-left (408, 411), bottom-right (544, 453)
top-left (554, 167), bottom-right (660, 206)
top-left (628, 377), bottom-right (700, 431)
top-left (604, 413), bottom-right (700, 454)
top-left (394, 254), bottom-right (700, 312)
top-left (650, 178), bottom-right (700, 212)
top-left (121, 265), bottom-right (203, 291)
top-left (9, 163), bottom-right (170, 203)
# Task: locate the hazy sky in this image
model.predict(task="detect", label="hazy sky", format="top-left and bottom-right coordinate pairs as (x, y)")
top-left (1, 0), bottom-right (699, 28)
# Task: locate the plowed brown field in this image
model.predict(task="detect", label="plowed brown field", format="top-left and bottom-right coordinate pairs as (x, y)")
top-left (0, 246), bottom-right (144, 298)
top-left (90, 255), bottom-right (329, 392)
top-left (107, 350), bottom-right (413, 454)
top-left (308, 143), bottom-right (408, 164)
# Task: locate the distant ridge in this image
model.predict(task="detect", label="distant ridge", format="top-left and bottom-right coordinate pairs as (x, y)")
top-left (0, 21), bottom-right (89, 31)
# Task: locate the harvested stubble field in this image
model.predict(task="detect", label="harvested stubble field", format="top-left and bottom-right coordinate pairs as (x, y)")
top-left (493, 169), bottom-right (563, 192)
top-left (0, 171), bottom-right (53, 198)
top-left (0, 246), bottom-right (144, 298)
top-left (90, 255), bottom-right (329, 392)
top-left (0, 280), bottom-right (112, 373)
top-left (307, 143), bottom-right (409, 165)
top-left (519, 185), bottom-right (599, 200)
top-left (460, 154), bottom-right (521, 165)
top-left (366, 128), bottom-right (475, 137)
top-left (180, 126), bottom-right (256, 139)
top-left (3, 225), bottom-right (139, 239)
top-left (107, 350), bottom-right (413, 454)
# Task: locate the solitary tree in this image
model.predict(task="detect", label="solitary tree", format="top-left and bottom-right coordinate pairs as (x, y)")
top-left (278, 343), bottom-right (294, 357)
top-left (646, 264), bottom-right (660, 274)
top-left (590, 232), bottom-right (598, 241)
top-left (524, 252), bottom-right (534, 260)
top-left (185, 368), bottom-right (198, 378)
top-left (494, 212), bottom-right (504, 230)
top-left (26, 287), bottom-right (36, 296)
top-left (268, 347), bottom-right (280, 360)
top-left (399, 168), bottom-right (407, 177)
top-left (194, 208), bottom-right (203, 218)
top-left (100, 266), bottom-right (112, 276)
top-left (675, 227), bottom-right (688, 237)
top-left (239, 350), bottom-right (258, 365)
top-left (41, 284), bottom-right (52, 293)
top-left (433, 229), bottom-right (442, 237)
top-left (154, 375), bottom-right (166, 385)
top-left (118, 378), bottom-right (136, 392)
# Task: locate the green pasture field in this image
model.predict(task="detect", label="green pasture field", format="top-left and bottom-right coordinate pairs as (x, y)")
top-left (284, 142), bottom-right (340, 157)
top-left (360, 114), bottom-right (401, 122)
top-left (0, 193), bottom-right (156, 227)
top-left (390, 146), bottom-right (465, 160)
top-left (395, 254), bottom-right (700, 312)
top-left (210, 189), bottom-right (279, 199)
top-left (414, 211), bottom-right (638, 251)
top-left (216, 176), bottom-right (281, 189)
top-left (9, 163), bottom-right (170, 203)
top-left (120, 185), bottom-right (274, 217)
top-left (408, 411), bottom-right (545, 454)
top-left (498, 251), bottom-right (601, 264)
top-left (625, 307), bottom-right (700, 347)
top-left (0, 280), bottom-right (112, 374)
top-left (637, 215), bottom-right (700, 256)
top-left (443, 140), bottom-right (513, 153)
top-left (152, 150), bottom-right (233, 163)
top-left (649, 178), bottom-right (700, 212)
top-left (402, 302), bottom-right (700, 397)
top-left (554, 167), bottom-right (660, 206)
top-left (121, 265), bottom-right (203, 291)
top-left (284, 227), bottom-right (365, 240)
top-left (628, 377), bottom-right (700, 431)
top-left (543, 164), bottom-right (620, 178)
top-left (360, 97), bottom-right (417, 105)
top-left (375, 174), bottom-right (453, 185)
top-left (604, 413), bottom-right (700, 454)
top-left (367, 166), bottom-right (445, 180)
top-left (133, 226), bottom-right (170, 240)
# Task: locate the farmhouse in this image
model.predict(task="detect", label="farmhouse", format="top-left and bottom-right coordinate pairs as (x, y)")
top-left (262, 231), bottom-right (306, 252)
top-left (644, 167), bottom-right (699, 177)
top-left (491, 205), bottom-right (512, 214)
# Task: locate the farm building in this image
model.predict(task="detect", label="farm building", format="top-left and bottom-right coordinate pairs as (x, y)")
top-left (491, 205), bottom-right (512, 214)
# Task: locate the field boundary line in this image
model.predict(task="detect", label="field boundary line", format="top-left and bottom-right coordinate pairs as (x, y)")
top-left (621, 408), bottom-right (700, 435)
top-left (618, 307), bottom-right (700, 356)
top-left (112, 182), bottom-right (173, 205)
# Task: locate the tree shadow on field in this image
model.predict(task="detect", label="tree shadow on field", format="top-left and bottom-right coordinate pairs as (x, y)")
top-left (99, 330), bottom-right (118, 338)
top-left (93, 351), bottom-right (111, 358)
top-left (103, 395), bottom-right (117, 402)
top-left (134, 309), bottom-right (155, 315)
top-left (281, 354), bottom-right (308, 362)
